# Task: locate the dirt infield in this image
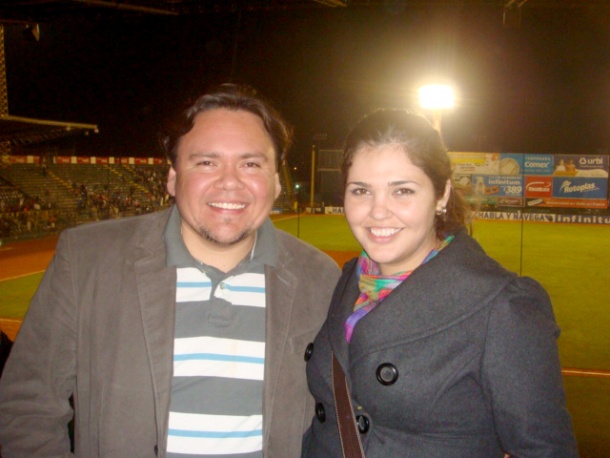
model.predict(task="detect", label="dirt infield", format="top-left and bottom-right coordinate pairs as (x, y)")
top-left (0, 235), bottom-right (59, 281)
top-left (0, 235), bottom-right (357, 280)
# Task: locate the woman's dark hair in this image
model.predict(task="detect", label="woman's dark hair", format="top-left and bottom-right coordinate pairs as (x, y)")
top-left (162, 83), bottom-right (293, 170)
top-left (342, 109), bottom-right (470, 237)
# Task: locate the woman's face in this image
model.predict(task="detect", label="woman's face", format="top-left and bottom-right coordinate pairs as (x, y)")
top-left (344, 144), bottom-right (449, 276)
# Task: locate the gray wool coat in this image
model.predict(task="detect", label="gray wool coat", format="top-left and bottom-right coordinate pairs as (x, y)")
top-left (0, 207), bottom-right (340, 458)
top-left (303, 229), bottom-right (578, 457)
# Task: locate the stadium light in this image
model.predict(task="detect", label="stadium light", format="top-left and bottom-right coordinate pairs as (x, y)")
top-left (418, 84), bottom-right (455, 132)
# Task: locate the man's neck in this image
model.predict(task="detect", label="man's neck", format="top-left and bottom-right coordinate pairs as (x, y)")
top-left (183, 233), bottom-right (256, 273)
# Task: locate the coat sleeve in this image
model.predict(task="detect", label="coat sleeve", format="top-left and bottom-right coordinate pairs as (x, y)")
top-left (481, 277), bottom-right (579, 457)
top-left (0, 233), bottom-right (76, 457)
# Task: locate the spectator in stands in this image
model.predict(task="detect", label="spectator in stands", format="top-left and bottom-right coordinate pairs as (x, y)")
top-left (0, 83), bottom-right (340, 457)
top-left (302, 109), bottom-right (578, 457)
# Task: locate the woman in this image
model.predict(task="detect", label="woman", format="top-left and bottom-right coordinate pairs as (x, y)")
top-left (302, 109), bottom-right (578, 457)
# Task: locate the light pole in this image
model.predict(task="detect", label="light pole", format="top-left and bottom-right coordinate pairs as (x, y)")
top-left (418, 84), bottom-right (455, 133)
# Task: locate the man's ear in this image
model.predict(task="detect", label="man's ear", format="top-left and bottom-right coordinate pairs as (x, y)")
top-left (167, 166), bottom-right (177, 197)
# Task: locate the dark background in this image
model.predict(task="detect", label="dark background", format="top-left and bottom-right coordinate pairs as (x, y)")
top-left (5, 3), bottom-right (610, 180)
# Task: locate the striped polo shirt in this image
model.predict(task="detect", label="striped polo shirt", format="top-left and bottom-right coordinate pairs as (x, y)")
top-left (163, 206), bottom-right (277, 457)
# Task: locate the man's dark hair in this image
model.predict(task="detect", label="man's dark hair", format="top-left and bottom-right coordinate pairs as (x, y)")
top-left (162, 83), bottom-right (293, 171)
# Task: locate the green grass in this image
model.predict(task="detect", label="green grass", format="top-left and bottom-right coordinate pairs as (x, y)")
top-left (2, 214), bottom-right (609, 454)
top-left (274, 215), bottom-right (610, 370)
top-left (0, 273), bottom-right (44, 319)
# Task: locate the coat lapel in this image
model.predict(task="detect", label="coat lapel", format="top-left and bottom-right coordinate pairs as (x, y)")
top-left (328, 259), bottom-right (359, 370)
top-left (263, 260), bottom-right (296, 450)
top-left (134, 211), bottom-right (177, 452)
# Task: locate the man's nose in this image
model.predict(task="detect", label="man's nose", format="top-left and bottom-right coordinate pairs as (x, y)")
top-left (215, 165), bottom-right (244, 190)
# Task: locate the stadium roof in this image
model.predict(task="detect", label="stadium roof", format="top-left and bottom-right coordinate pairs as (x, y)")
top-left (0, 114), bottom-right (98, 146)
top-left (1, 0), bottom-right (607, 23)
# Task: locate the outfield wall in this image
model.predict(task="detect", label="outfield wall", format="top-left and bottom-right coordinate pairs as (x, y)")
top-left (321, 206), bottom-right (610, 225)
top-left (475, 211), bottom-right (610, 225)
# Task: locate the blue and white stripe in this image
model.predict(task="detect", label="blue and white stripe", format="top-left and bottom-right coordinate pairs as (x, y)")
top-left (176, 268), bottom-right (212, 303)
top-left (173, 337), bottom-right (265, 380)
top-left (167, 413), bottom-right (263, 455)
top-left (213, 273), bottom-right (266, 308)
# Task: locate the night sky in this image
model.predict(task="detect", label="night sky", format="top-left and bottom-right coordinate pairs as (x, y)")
top-left (5, 4), bottom-right (610, 180)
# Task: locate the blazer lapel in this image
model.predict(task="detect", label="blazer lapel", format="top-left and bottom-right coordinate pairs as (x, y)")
top-left (262, 261), bottom-right (295, 451)
top-left (134, 213), bottom-right (177, 451)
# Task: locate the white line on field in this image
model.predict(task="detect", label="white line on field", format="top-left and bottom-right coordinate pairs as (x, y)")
top-left (0, 270), bottom-right (46, 282)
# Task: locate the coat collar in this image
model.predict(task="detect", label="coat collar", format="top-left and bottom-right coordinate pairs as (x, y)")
top-left (330, 230), bottom-right (516, 364)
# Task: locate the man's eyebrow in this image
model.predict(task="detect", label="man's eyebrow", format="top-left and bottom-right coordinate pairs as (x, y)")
top-left (186, 151), bottom-right (218, 161)
top-left (240, 151), bottom-right (270, 161)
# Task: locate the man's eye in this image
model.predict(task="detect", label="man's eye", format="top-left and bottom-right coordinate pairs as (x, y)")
top-left (244, 162), bottom-right (261, 168)
top-left (196, 160), bottom-right (213, 167)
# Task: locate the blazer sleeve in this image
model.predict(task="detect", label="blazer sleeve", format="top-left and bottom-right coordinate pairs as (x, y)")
top-left (481, 276), bottom-right (579, 457)
top-left (0, 233), bottom-right (76, 457)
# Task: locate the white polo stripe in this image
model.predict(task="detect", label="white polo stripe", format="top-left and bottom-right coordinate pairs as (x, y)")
top-left (167, 413), bottom-right (263, 455)
top-left (213, 273), bottom-right (266, 308)
top-left (176, 268), bottom-right (212, 303)
top-left (174, 337), bottom-right (265, 380)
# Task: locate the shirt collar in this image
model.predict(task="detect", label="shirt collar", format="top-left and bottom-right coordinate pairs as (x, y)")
top-left (163, 204), bottom-right (278, 269)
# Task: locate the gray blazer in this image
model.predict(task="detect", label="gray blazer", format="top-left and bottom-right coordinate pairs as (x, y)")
top-left (303, 229), bottom-right (578, 457)
top-left (0, 208), bottom-right (340, 457)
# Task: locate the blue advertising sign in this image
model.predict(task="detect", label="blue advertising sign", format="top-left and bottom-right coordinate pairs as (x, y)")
top-left (472, 175), bottom-right (524, 197)
top-left (524, 154), bottom-right (553, 175)
top-left (552, 177), bottom-right (608, 199)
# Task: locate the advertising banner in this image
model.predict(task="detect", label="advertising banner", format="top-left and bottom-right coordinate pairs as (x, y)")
top-left (553, 177), bottom-right (607, 199)
top-left (470, 175), bottom-right (524, 207)
top-left (450, 152), bottom-right (609, 209)
top-left (552, 155), bottom-right (609, 178)
top-left (524, 176), bottom-right (553, 198)
top-left (448, 152), bottom-right (500, 175)
top-left (524, 154), bottom-right (553, 175)
top-left (526, 197), bottom-right (608, 209)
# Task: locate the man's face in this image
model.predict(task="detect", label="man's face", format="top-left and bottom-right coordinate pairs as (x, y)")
top-left (167, 108), bottom-right (281, 255)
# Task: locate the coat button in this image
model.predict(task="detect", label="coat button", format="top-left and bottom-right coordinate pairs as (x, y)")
top-left (315, 402), bottom-right (326, 423)
top-left (376, 363), bottom-right (399, 385)
top-left (356, 415), bottom-right (370, 434)
top-left (304, 342), bottom-right (314, 361)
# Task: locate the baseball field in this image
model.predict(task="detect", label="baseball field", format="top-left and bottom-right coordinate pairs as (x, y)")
top-left (1, 214), bottom-right (608, 456)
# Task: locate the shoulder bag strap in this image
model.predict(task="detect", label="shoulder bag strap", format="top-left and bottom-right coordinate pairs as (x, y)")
top-left (332, 352), bottom-right (365, 458)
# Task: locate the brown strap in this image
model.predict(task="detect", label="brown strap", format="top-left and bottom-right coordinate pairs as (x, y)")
top-left (332, 352), bottom-right (365, 458)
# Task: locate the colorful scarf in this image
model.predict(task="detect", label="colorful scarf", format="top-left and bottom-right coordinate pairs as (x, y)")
top-left (344, 235), bottom-right (454, 343)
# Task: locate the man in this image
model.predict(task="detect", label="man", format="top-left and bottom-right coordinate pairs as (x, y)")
top-left (0, 84), bottom-right (340, 457)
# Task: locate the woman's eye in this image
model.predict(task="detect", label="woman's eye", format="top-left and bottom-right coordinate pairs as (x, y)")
top-left (350, 187), bottom-right (369, 196)
top-left (395, 188), bottom-right (414, 196)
